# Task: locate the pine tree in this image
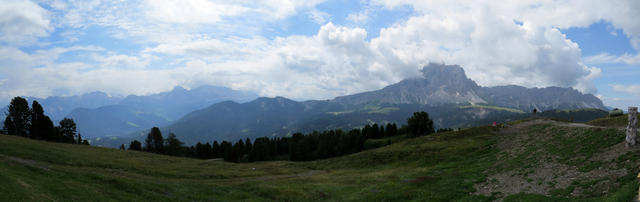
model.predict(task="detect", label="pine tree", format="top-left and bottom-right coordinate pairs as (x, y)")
top-left (29, 101), bottom-right (56, 141)
top-left (245, 138), bottom-right (252, 155)
top-left (119, 144), bottom-right (125, 150)
top-left (164, 133), bottom-right (184, 156)
top-left (59, 118), bottom-right (77, 143)
top-left (2, 118), bottom-right (13, 135)
top-left (144, 127), bottom-right (164, 153)
top-left (212, 141), bottom-right (220, 158)
top-left (407, 111), bottom-right (434, 137)
top-left (4, 97), bottom-right (31, 137)
top-left (128, 140), bottom-right (142, 151)
top-left (30, 101), bottom-right (44, 139)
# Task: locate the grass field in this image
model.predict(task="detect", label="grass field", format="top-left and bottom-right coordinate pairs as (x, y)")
top-left (587, 114), bottom-right (639, 127)
top-left (460, 104), bottom-right (526, 113)
top-left (1, 116), bottom-right (639, 201)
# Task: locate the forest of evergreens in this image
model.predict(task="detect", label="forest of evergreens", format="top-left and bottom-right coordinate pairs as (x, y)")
top-left (127, 111), bottom-right (437, 162)
top-left (2, 97), bottom-right (87, 145)
top-left (1, 96), bottom-right (439, 163)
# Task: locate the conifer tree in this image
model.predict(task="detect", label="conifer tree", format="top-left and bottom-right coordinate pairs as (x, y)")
top-left (407, 111), bottom-right (434, 137)
top-left (128, 140), bottom-right (142, 151)
top-left (3, 97), bottom-right (31, 137)
top-left (59, 118), bottom-right (77, 143)
top-left (165, 133), bottom-right (184, 156)
top-left (144, 127), bottom-right (164, 153)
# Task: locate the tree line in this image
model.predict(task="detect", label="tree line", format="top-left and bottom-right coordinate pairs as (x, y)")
top-left (126, 111), bottom-right (436, 163)
top-left (2, 97), bottom-right (87, 145)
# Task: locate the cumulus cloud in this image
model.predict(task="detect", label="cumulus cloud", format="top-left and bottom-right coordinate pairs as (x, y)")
top-left (347, 11), bottom-right (369, 24)
top-left (1, 0), bottom-right (639, 102)
top-left (584, 53), bottom-right (640, 64)
top-left (143, 0), bottom-right (248, 24)
top-left (308, 10), bottom-right (331, 24)
top-left (610, 84), bottom-right (640, 97)
top-left (93, 54), bottom-right (153, 69)
top-left (374, 0), bottom-right (640, 50)
top-left (0, 0), bottom-right (52, 45)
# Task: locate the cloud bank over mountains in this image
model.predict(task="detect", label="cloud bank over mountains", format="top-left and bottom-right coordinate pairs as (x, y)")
top-left (0, 0), bottom-right (638, 103)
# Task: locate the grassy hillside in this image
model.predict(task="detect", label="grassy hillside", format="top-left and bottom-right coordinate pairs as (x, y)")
top-left (588, 114), bottom-right (640, 127)
top-left (1, 116), bottom-right (639, 201)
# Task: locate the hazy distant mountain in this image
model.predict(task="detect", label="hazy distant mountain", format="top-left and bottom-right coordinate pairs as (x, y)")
top-left (147, 64), bottom-right (606, 145)
top-left (72, 85), bottom-right (257, 138)
top-left (1, 92), bottom-right (123, 122)
top-left (119, 85), bottom-right (258, 120)
top-left (153, 97), bottom-right (313, 144)
top-left (69, 105), bottom-right (170, 137)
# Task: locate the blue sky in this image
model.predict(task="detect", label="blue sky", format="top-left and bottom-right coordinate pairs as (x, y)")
top-left (1, 0), bottom-right (639, 109)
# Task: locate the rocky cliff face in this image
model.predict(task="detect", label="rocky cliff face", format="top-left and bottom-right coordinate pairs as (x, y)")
top-left (333, 63), bottom-right (487, 106)
top-left (480, 85), bottom-right (605, 111)
top-left (333, 63), bottom-right (606, 111)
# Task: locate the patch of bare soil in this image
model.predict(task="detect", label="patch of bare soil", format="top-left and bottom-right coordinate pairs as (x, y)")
top-left (0, 154), bottom-right (52, 171)
top-left (230, 170), bottom-right (325, 184)
top-left (474, 119), bottom-right (637, 199)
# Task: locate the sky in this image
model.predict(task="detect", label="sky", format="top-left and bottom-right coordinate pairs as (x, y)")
top-left (0, 0), bottom-right (639, 109)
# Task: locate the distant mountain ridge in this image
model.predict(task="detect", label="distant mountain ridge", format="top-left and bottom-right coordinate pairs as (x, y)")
top-left (118, 85), bottom-right (258, 120)
top-left (1, 92), bottom-right (123, 122)
top-left (333, 63), bottom-right (606, 111)
top-left (70, 85), bottom-right (258, 138)
top-left (143, 63), bottom-right (606, 146)
top-left (2, 86), bottom-right (258, 139)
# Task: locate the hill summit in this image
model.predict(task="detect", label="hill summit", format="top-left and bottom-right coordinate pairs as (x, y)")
top-left (334, 64), bottom-right (486, 106)
top-left (139, 63), bottom-right (610, 146)
top-left (333, 63), bottom-right (606, 111)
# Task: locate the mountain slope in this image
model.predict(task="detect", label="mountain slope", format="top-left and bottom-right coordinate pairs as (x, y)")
top-left (68, 105), bottom-right (171, 138)
top-left (2, 92), bottom-right (122, 122)
top-left (156, 97), bottom-right (322, 144)
top-left (480, 85), bottom-right (605, 111)
top-left (156, 64), bottom-right (607, 144)
top-left (1, 117), bottom-right (638, 201)
top-left (71, 85), bottom-right (258, 139)
top-left (118, 85), bottom-right (258, 120)
top-left (334, 63), bottom-right (606, 111)
top-left (333, 64), bottom-right (486, 106)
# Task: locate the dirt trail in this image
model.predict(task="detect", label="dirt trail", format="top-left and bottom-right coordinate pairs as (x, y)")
top-left (0, 154), bottom-right (52, 171)
top-left (229, 170), bottom-right (324, 184)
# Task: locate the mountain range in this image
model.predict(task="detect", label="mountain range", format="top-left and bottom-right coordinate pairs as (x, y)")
top-left (138, 63), bottom-right (606, 145)
top-left (2, 86), bottom-right (258, 139)
top-left (3, 63), bottom-right (607, 147)
top-left (333, 64), bottom-right (604, 111)
top-left (1, 92), bottom-right (123, 122)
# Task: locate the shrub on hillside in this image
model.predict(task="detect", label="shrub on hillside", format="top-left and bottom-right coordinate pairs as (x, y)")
top-left (609, 108), bottom-right (623, 117)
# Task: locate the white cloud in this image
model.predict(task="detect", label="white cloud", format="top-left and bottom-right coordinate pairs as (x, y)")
top-left (610, 84), bottom-right (640, 97)
top-left (308, 10), bottom-right (331, 24)
top-left (0, 0), bottom-right (52, 45)
top-left (347, 11), bottom-right (369, 24)
top-left (584, 53), bottom-right (640, 64)
top-left (368, 7), bottom-right (599, 93)
top-left (249, 0), bottom-right (328, 20)
top-left (2, 0), bottom-right (639, 102)
top-left (93, 54), bottom-right (152, 69)
top-left (143, 0), bottom-right (248, 24)
top-left (373, 0), bottom-right (640, 50)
